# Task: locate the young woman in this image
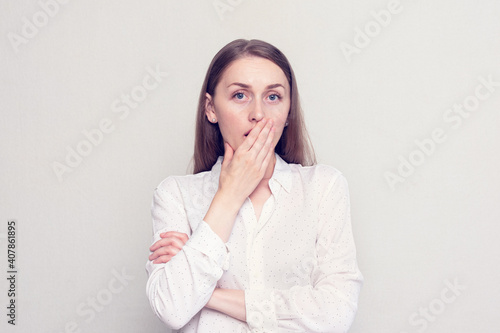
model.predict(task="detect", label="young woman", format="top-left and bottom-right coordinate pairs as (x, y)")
top-left (146, 39), bottom-right (362, 332)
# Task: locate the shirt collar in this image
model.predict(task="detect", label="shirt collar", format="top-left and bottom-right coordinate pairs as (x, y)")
top-left (271, 153), bottom-right (292, 193)
top-left (210, 156), bottom-right (224, 182)
top-left (210, 153), bottom-right (292, 193)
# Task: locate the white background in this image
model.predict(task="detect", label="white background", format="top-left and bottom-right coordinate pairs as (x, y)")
top-left (1, 0), bottom-right (499, 332)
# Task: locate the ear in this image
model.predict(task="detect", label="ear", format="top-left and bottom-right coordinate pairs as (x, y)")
top-left (205, 93), bottom-right (216, 123)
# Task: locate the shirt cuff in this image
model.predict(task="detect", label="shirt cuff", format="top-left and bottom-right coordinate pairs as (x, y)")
top-left (185, 221), bottom-right (231, 270)
top-left (245, 289), bottom-right (278, 331)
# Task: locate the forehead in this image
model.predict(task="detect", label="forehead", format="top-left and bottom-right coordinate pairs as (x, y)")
top-left (219, 56), bottom-right (289, 88)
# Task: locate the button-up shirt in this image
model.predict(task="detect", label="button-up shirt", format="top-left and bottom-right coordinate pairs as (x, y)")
top-left (146, 154), bottom-right (363, 332)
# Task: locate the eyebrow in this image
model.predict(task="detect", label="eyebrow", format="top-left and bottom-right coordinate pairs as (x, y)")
top-left (227, 82), bottom-right (285, 90)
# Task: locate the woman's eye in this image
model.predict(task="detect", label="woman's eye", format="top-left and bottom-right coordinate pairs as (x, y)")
top-left (234, 92), bottom-right (245, 100)
top-left (268, 94), bottom-right (280, 101)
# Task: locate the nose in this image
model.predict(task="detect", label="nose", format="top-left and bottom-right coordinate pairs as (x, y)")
top-left (249, 100), bottom-right (264, 122)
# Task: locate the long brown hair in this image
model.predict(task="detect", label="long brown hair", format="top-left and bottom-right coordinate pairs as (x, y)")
top-left (193, 39), bottom-right (316, 174)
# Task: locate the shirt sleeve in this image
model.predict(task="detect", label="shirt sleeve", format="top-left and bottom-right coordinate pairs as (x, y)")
top-left (245, 173), bottom-right (363, 332)
top-left (145, 177), bottom-right (231, 330)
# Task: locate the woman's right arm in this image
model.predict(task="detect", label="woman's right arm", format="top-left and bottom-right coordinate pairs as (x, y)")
top-left (146, 119), bottom-right (275, 329)
top-left (204, 118), bottom-right (275, 242)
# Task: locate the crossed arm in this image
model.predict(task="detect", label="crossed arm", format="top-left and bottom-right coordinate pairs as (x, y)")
top-left (147, 171), bottom-right (363, 332)
top-left (149, 231), bottom-right (246, 321)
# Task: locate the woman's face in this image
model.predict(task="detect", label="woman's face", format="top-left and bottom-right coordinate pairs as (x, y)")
top-left (205, 56), bottom-right (291, 152)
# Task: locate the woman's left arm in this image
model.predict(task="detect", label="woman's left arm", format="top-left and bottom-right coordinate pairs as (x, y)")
top-left (205, 288), bottom-right (246, 322)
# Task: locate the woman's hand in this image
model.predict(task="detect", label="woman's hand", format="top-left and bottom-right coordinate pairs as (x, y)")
top-left (149, 231), bottom-right (189, 264)
top-left (219, 118), bottom-right (276, 203)
top-left (203, 119), bottom-right (275, 242)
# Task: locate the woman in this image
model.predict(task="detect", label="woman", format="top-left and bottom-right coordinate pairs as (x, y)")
top-left (146, 39), bottom-right (362, 332)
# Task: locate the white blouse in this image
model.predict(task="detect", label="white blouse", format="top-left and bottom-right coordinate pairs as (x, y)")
top-left (146, 154), bottom-right (363, 332)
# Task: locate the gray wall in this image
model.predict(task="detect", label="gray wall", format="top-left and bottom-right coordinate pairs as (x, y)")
top-left (1, 0), bottom-right (499, 332)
